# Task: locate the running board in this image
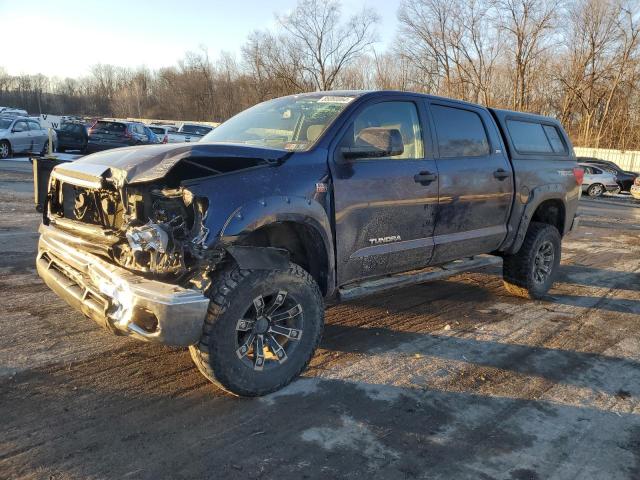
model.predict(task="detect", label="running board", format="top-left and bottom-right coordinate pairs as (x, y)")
top-left (338, 255), bottom-right (502, 301)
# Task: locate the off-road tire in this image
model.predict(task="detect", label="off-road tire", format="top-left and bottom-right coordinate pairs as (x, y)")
top-left (587, 183), bottom-right (604, 197)
top-left (502, 222), bottom-right (561, 299)
top-left (0, 140), bottom-right (11, 159)
top-left (189, 262), bottom-right (324, 397)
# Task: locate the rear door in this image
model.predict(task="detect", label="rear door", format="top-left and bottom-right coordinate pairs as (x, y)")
top-left (330, 95), bottom-right (439, 285)
top-left (28, 120), bottom-right (46, 152)
top-left (427, 100), bottom-right (513, 264)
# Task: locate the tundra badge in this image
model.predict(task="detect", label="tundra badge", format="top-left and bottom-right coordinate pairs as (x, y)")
top-left (369, 235), bottom-right (401, 245)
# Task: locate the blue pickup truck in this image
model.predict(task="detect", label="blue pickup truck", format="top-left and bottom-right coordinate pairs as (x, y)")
top-left (36, 90), bottom-right (581, 396)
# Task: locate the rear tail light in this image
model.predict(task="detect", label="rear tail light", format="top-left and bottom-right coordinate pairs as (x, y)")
top-left (123, 128), bottom-right (132, 139)
top-left (573, 167), bottom-right (584, 185)
top-left (162, 134), bottom-right (168, 144)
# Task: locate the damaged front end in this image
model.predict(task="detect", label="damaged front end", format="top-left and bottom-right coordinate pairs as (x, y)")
top-left (46, 172), bottom-right (219, 280)
top-left (37, 144), bottom-right (288, 345)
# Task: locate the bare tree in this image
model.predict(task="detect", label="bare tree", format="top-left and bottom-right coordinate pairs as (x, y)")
top-left (277, 0), bottom-right (379, 90)
top-left (494, 0), bottom-right (558, 110)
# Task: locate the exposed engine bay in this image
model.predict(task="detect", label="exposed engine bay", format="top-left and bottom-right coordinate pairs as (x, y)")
top-left (47, 177), bottom-right (220, 279)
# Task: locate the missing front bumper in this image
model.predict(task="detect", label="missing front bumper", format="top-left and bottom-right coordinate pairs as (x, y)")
top-left (36, 224), bottom-right (209, 346)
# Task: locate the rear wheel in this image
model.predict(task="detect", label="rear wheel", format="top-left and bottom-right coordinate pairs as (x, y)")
top-left (189, 262), bottom-right (324, 397)
top-left (0, 140), bottom-right (11, 159)
top-left (587, 183), bottom-right (604, 197)
top-left (502, 222), bottom-right (561, 299)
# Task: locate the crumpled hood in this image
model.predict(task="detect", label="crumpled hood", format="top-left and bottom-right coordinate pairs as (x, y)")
top-left (52, 143), bottom-right (290, 187)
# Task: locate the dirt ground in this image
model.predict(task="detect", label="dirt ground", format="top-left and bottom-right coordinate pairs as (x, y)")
top-left (1, 159), bottom-right (640, 480)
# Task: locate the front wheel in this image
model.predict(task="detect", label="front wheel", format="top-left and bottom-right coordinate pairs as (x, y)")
top-left (502, 222), bottom-right (561, 299)
top-left (190, 262), bottom-right (324, 397)
top-left (0, 140), bottom-right (11, 159)
top-left (587, 183), bottom-right (604, 197)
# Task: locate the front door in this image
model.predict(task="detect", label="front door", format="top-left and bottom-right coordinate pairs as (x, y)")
top-left (11, 120), bottom-right (30, 153)
top-left (330, 97), bottom-right (439, 286)
top-left (427, 101), bottom-right (513, 264)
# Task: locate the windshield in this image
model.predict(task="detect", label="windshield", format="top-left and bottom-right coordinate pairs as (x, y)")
top-left (0, 118), bottom-right (12, 129)
top-left (200, 94), bottom-right (355, 151)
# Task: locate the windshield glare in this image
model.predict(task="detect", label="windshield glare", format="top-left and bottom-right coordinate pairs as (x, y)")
top-left (200, 95), bottom-right (355, 151)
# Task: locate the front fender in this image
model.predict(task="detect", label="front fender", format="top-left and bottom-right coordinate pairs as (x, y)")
top-left (218, 195), bottom-right (336, 296)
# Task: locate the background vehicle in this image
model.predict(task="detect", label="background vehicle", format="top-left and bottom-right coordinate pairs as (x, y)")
top-left (0, 108), bottom-right (29, 118)
top-left (0, 116), bottom-right (56, 158)
top-left (631, 177), bottom-right (640, 200)
top-left (579, 163), bottom-right (620, 196)
top-left (56, 122), bottom-right (88, 153)
top-left (147, 125), bottom-right (176, 143)
top-left (174, 123), bottom-right (213, 142)
top-left (577, 156), bottom-right (638, 192)
top-left (86, 120), bottom-right (152, 153)
top-left (143, 125), bottom-right (161, 144)
top-left (37, 91), bottom-right (580, 397)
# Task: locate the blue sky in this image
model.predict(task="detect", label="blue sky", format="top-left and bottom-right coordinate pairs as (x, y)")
top-left (0, 0), bottom-right (400, 78)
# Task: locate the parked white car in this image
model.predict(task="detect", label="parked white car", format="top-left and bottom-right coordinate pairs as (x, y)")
top-left (147, 125), bottom-right (177, 144)
top-left (579, 163), bottom-right (620, 197)
top-left (148, 123), bottom-right (214, 143)
top-left (0, 116), bottom-right (57, 159)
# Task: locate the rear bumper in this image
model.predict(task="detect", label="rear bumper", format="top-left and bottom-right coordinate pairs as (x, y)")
top-left (36, 224), bottom-right (209, 346)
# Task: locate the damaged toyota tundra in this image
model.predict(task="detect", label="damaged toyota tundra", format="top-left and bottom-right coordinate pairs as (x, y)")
top-left (37, 91), bottom-right (581, 396)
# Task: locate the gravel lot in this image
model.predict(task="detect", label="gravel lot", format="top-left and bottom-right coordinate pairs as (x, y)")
top-left (1, 159), bottom-right (639, 479)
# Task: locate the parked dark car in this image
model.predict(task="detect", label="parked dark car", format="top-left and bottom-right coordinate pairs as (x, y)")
top-left (86, 120), bottom-right (152, 153)
top-left (38, 90), bottom-right (580, 397)
top-left (56, 122), bottom-right (88, 153)
top-left (577, 157), bottom-right (637, 192)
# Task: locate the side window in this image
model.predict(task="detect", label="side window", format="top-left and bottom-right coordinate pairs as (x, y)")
top-left (507, 120), bottom-right (554, 154)
top-left (28, 121), bottom-right (41, 131)
top-left (346, 101), bottom-right (423, 159)
top-left (592, 167), bottom-right (603, 175)
top-left (13, 121), bottom-right (28, 132)
top-left (582, 166), bottom-right (592, 174)
top-left (431, 105), bottom-right (490, 157)
top-left (542, 125), bottom-right (567, 154)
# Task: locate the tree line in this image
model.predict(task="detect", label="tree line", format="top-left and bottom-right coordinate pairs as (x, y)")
top-left (0, 0), bottom-right (638, 150)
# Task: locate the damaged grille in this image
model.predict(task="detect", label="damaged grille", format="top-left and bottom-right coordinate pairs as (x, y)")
top-left (59, 183), bottom-right (124, 229)
top-left (48, 175), bottom-right (219, 278)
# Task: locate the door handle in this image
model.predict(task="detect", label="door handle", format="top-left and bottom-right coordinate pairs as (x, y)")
top-left (414, 171), bottom-right (437, 184)
top-left (493, 168), bottom-right (510, 180)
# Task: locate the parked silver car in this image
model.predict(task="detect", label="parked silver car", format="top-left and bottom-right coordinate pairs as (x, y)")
top-left (0, 116), bottom-right (57, 159)
top-left (579, 162), bottom-right (620, 197)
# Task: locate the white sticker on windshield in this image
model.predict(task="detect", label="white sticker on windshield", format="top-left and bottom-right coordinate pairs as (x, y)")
top-left (317, 96), bottom-right (354, 104)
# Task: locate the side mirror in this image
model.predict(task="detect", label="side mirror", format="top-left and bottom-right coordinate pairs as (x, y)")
top-left (341, 127), bottom-right (404, 160)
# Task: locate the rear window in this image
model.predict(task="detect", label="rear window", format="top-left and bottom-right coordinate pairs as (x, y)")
top-left (181, 124), bottom-right (212, 135)
top-left (542, 125), bottom-right (567, 153)
top-left (149, 127), bottom-right (165, 134)
top-left (507, 120), bottom-right (567, 154)
top-left (92, 121), bottom-right (126, 133)
top-left (431, 105), bottom-right (490, 157)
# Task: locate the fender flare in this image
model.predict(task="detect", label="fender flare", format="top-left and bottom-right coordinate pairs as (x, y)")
top-left (219, 195), bottom-right (336, 296)
top-left (501, 183), bottom-right (568, 255)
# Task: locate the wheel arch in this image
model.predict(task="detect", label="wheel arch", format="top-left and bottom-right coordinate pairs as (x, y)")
top-left (219, 196), bottom-right (336, 297)
top-left (503, 187), bottom-right (570, 255)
